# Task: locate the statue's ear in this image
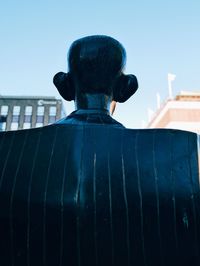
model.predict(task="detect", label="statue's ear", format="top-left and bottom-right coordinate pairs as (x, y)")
top-left (53, 72), bottom-right (75, 101)
top-left (113, 74), bottom-right (138, 103)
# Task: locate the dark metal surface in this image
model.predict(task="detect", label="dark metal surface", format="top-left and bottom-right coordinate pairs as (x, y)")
top-left (54, 35), bottom-right (138, 127)
top-left (56, 109), bottom-right (124, 127)
top-left (53, 35), bottom-right (138, 108)
top-left (0, 125), bottom-right (199, 266)
top-left (0, 35), bottom-right (199, 266)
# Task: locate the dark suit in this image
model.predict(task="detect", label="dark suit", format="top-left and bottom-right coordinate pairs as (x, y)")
top-left (0, 124), bottom-right (199, 266)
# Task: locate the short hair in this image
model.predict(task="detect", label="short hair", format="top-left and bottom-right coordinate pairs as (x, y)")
top-left (68, 35), bottom-right (126, 95)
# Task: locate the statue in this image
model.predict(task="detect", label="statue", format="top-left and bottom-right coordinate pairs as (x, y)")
top-left (0, 35), bottom-right (199, 266)
top-left (53, 35), bottom-right (138, 126)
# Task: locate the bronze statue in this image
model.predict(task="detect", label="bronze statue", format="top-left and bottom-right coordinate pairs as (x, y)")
top-left (0, 35), bottom-right (199, 266)
top-left (53, 35), bottom-right (138, 126)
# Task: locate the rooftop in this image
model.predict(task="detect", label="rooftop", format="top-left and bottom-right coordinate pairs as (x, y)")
top-left (175, 91), bottom-right (200, 101)
top-left (0, 95), bottom-right (60, 100)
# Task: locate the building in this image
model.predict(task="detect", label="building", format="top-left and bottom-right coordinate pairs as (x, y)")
top-left (147, 91), bottom-right (200, 134)
top-left (0, 96), bottom-right (66, 131)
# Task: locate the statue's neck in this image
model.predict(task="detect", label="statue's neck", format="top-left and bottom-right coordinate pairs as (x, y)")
top-left (75, 93), bottom-right (111, 115)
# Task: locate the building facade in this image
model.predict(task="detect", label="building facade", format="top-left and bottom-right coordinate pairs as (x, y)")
top-left (147, 91), bottom-right (200, 134)
top-left (0, 96), bottom-right (66, 131)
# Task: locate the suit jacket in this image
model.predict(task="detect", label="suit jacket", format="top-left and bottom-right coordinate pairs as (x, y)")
top-left (0, 124), bottom-right (199, 266)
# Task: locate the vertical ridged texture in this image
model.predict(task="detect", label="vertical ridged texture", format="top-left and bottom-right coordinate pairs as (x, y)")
top-left (0, 126), bottom-right (199, 266)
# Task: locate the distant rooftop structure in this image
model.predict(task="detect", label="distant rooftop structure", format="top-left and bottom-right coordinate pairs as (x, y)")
top-left (0, 95), bottom-right (66, 131)
top-left (175, 91), bottom-right (200, 101)
top-left (147, 91), bottom-right (200, 134)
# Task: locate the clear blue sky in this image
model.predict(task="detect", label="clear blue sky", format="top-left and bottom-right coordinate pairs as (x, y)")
top-left (0, 0), bottom-right (200, 128)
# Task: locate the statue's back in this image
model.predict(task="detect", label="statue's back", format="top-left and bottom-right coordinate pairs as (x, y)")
top-left (0, 124), bottom-right (199, 266)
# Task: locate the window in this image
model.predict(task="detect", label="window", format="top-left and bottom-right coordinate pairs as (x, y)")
top-left (36, 115), bottom-right (44, 123)
top-left (1, 105), bottom-right (8, 115)
top-left (37, 106), bottom-right (44, 115)
top-left (13, 106), bottom-right (20, 115)
top-left (0, 115), bottom-right (7, 123)
top-left (12, 106), bottom-right (20, 124)
top-left (48, 116), bottom-right (56, 124)
top-left (48, 106), bottom-right (57, 124)
top-left (23, 122), bottom-right (31, 129)
top-left (11, 122), bottom-right (18, 130)
top-left (35, 122), bottom-right (43, 128)
top-left (1, 122), bottom-right (6, 131)
top-left (37, 106), bottom-right (44, 125)
top-left (0, 114), bottom-right (7, 131)
top-left (25, 106), bottom-right (32, 115)
top-left (24, 115), bottom-right (32, 123)
top-left (49, 106), bottom-right (56, 116)
top-left (12, 115), bottom-right (19, 122)
top-left (24, 106), bottom-right (32, 123)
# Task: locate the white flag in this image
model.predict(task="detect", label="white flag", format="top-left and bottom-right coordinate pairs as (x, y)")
top-left (168, 73), bottom-right (176, 81)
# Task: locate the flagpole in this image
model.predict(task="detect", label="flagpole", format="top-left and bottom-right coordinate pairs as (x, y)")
top-left (168, 79), bottom-right (173, 99)
top-left (147, 108), bottom-right (154, 122)
top-left (156, 92), bottom-right (161, 109)
top-left (167, 73), bottom-right (176, 99)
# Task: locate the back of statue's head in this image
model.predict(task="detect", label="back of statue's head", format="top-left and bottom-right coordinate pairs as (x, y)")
top-left (54, 35), bottom-right (138, 103)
